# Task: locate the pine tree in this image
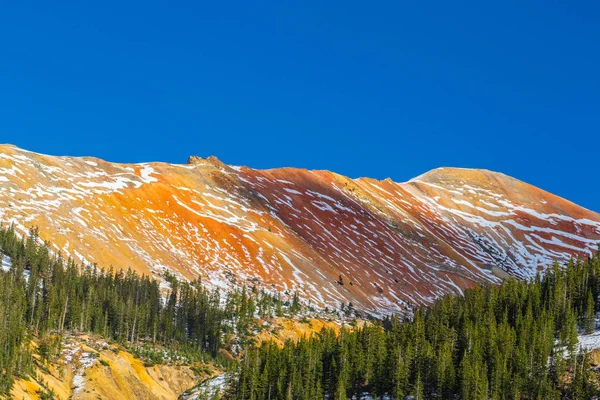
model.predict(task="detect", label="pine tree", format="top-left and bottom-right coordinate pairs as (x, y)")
top-left (584, 290), bottom-right (596, 334)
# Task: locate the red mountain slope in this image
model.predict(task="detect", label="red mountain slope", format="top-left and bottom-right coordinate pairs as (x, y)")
top-left (1, 144), bottom-right (599, 315)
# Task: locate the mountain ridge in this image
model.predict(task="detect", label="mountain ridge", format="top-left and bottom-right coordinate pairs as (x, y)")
top-left (1, 144), bottom-right (599, 316)
top-left (5, 142), bottom-right (592, 212)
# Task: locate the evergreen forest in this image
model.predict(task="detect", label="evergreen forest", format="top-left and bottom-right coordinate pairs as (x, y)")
top-left (2, 223), bottom-right (600, 399)
top-left (229, 250), bottom-right (600, 399)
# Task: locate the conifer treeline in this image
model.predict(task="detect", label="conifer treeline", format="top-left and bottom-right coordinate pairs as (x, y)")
top-left (0, 225), bottom-right (299, 395)
top-left (230, 250), bottom-right (600, 399)
top-left (3, 221), bottom-right (600, 399)
top-left (0, 225), bottom-right (226, 393)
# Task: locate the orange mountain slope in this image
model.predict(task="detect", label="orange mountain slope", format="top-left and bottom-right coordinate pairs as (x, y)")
top-left (1, 144), bottom-right (599, 315)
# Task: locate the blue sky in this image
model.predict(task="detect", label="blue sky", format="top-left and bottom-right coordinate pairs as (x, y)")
top-left (1, 1), bottom-right (599, 211)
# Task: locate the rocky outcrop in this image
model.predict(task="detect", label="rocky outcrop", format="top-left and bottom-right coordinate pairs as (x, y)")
top-left (187, 155), bottom-right (204, 165)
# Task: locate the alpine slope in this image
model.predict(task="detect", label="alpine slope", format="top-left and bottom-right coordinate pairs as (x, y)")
top-left (1, 144), bottom-right (599, 316)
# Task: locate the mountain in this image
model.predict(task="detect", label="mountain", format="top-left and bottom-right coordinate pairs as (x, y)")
top-left (1, 144), bottom-right (599, 315)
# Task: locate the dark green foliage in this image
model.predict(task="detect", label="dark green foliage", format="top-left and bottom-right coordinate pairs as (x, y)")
top-left (3, 221), bottom-right (600, 399)
top-left (230, 253), bottom-right (600, 399)
top-left (0, 224), bottom-right (307, 396)
top-left (0, 227), bottom-right (225, 353)
top-left (36, 387), bottom-right (56, 400)
top-left (0, 226), bottom-right (33, 393)
top-left (0, 225), bottom-right (226, 392)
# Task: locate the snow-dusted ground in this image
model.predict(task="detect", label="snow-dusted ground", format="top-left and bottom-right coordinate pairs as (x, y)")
top-left (1, 253), bottom-right (30, 281)
top-left (1, 254), bottom-right (11, 272)
top-left (184, 373), bottom-right (227, 399)
top-left (577, 331), bottom-right (600, 352)
top-left (61, 338), bottom-right (100, 394)
top-left (203, 374), bottom-right (226, 395)
top-left (558, 325), bottom-right (600, 358)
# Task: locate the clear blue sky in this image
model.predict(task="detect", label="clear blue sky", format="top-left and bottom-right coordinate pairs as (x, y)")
top-left (1, 1), bottom-right (599, 211)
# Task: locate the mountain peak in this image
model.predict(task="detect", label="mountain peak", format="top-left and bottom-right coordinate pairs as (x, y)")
top-left (410, 167), bottom-right (511, 185)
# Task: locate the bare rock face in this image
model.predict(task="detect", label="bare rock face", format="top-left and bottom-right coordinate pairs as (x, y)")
top-left (1, 144), bottom-right (599, 316)
top-left (188, 155), bottom-right (226, 169)
top-left (187, 155), bottom-right (203, 165)
top-left (588, 349), bottom-right (600, 367)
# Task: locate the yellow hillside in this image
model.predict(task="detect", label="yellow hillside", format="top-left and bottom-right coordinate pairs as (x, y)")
top-left (11, 333), bottom-right (217, 400)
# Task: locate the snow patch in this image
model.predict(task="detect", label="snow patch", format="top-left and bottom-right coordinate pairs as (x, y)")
top-left (139, 164), bottom-right (158, 183)
top-left (1, 254), bottom-right (11, 272)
